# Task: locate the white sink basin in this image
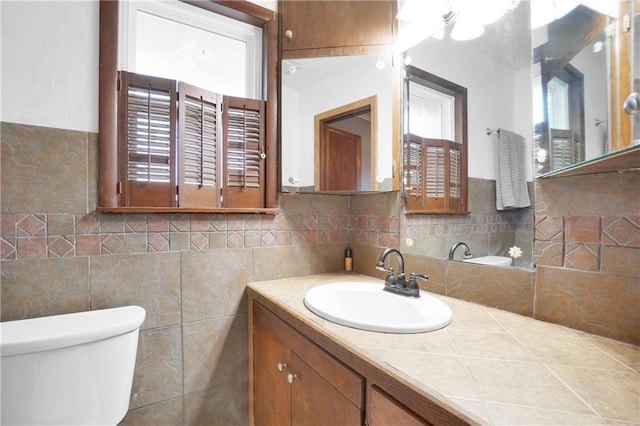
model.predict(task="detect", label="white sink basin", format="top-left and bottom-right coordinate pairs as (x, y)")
top-left (303, 282), bottom-right (452, 333)
top-left (463, 256), bottom-right (512, 267)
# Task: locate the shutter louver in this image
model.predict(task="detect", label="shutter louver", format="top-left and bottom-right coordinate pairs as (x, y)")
top-left (178, 82), bottom-right (221, 208)
top-left (223, 96), bottom-right (265, 208)
top-left (119, 71), bottom-right (177, 207)
top-left (425, 145), bottom-right (445, 199)
top-left (449, 145), bottom-right (460, 199)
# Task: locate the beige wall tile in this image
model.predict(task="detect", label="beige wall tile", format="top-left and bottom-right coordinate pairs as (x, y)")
top-left (309, 243), bottom-right (347, 274)
top-left (535, 266), bottom-right (640, 345)
top-left (278, 193), bottom-right (349, 215)
top-left (535, 170), bottom-right (640, 217)
top-left (181, 248), bottom-right (252, 323)
top-left (120, 397), bottom-right (184, 426)
top-left (601, 246), bottom-right (640, 277)
top-left (351, 191), bottom-right (401, 216)
top-left (252, 245), bottom-right (311, 281)
top-left (446, 262), bottom-right (535, 316)
top-left (403, 253), bottom-right (447, 295)
top-left (0, 257), bottom-right (89, 320)
top-left (90, 252), bottom-right (181, 329)
top-left (182, 314), bottom-right (247, 395)
top-left (184, 380), bottom-right (248, 426)
top-left (1, 123), bottom-right (89, 214)
top-left (130, 326), bottom-right (183, 410)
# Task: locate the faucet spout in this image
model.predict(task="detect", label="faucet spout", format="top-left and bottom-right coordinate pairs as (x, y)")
top-left (448, 242), bottom-right (472, 260)
top-left (376, 248), bottom-right (405, 276)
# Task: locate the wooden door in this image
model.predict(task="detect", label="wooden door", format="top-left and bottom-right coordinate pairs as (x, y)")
top-left (322, 127), bottom-right (361, 191)
top-left (253, 323), bottom-right (291, 426)
top-left (290, 352), bottom-right (362, 425)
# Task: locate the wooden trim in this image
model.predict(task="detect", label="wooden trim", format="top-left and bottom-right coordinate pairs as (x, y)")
top-left (264, 17), bottom-right (279, 208)
top-left (610, 0), bottom-right (633, 151)
top-left (181, 0), bottom-right (274, 27)
top-left (98, 207), bottom-right (279, 214)
top-left (98, 0), bottom-right (119, 208)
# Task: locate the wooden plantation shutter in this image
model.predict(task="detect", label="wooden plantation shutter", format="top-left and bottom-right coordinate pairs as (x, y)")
top-left (404, 134), bottom-right (465, 213)
top-left (222, 96), bottom-right (266, 208)
top-left (178, 82), bottom-right (221, 208)
top-left (118, 71), bottom-right (177, 207)
top-left (405, 133), bottom-right (424, 211)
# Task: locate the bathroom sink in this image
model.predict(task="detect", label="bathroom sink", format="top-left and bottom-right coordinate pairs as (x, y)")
top-left (303, 282), bottom-right (452, 333)
top-left (463, 256), bottom-right (512, 267)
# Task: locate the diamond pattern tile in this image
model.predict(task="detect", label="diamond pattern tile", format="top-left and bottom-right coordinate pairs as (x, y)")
top-left (535, 216), bottom-right (563, 241)
top-left (17, 214), bottom-right (46, 236)
top-left (603, 217), bottom-right (640, 246)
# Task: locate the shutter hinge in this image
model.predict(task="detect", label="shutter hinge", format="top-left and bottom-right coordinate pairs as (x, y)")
top-left (220, 188), bottom-right (224, 204)
top-left (116, 77), bottom-right (121, 92)
top-left (116, 181), bottom-right (122, 194)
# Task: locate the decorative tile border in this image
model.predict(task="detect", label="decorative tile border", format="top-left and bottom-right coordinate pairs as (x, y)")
top-left (535, 215), bottom-right (640, 273)
top-left (0, 212), bottom-right (353, 260)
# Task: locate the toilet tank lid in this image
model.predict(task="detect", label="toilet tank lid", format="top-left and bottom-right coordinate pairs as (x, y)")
top-left (1, 306), bottom-right (146, 357)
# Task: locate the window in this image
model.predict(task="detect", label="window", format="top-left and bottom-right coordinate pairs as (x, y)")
top-left (99, 0), bottom-right (277, 212)
top-left (403, 66), bottom-right (468, 214)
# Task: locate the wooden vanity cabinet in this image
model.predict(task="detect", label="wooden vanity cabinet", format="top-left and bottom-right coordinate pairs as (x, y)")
top-left (251, 301), bottom-right (364, 425)
top-left (279, 0), bottom-right (396, 57)
top-left (249, 295), bottom-right (476, 426)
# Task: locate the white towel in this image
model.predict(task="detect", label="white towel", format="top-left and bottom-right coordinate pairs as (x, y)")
top-left (495, 129), bottom-right (531, 210)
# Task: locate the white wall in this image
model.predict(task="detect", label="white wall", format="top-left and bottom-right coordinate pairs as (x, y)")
top-left (0, 0), bottom-right (276, 134)
top-left (1, 1), bottom-right (100, 133)
top-left (405, 5), bottom-right (534, 181)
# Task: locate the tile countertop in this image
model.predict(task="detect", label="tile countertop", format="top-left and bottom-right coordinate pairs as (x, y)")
top-left (248, 272), bottom-right (640, 426)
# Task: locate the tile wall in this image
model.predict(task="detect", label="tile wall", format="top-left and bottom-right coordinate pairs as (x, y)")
top-left (0, 122), bottom-right (351, 424)
top-left (1, 122), bottom-right (638, 424)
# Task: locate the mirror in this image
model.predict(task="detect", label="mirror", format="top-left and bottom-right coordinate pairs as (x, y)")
top-left (280, 55), bottom-right (398, 193)
top-left (398, 2), bottom-right (534, 268)
top-left (532, 2), bottom-right (636, 176)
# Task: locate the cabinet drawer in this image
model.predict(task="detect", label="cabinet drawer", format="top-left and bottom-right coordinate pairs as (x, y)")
top-left (253, 302), bottom-right (364, 409)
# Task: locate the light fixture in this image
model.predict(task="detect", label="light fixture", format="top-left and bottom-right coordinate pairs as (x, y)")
top-left (451, 12), bottom-right (485, 41)
top-left (530, 0), bottom-right (579, 29)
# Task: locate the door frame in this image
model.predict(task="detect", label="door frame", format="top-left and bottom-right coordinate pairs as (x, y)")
top-left (314, 95), bottom-right (377, 191)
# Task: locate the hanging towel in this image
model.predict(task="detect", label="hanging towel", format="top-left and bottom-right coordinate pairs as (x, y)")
top-left (495, 129), bottom-right (531, 210)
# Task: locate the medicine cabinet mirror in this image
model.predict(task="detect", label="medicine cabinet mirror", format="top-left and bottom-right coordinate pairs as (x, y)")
top-left (280, 54), bottom-right (400, 194)
top-left (532, 1), bottom-right (639, 177)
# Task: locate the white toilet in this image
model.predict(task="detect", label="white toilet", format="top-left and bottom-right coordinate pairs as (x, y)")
top-left (1, 306), bottom-right (146, 425)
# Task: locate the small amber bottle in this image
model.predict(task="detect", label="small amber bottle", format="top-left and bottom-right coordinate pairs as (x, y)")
top-left (345, 248), bottom-right (353, 271)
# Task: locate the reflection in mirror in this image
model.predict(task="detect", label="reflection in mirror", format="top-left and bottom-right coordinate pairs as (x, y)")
top-left (281, 55), bottom-right (395, 193)
top-left (531, 2), bottom-right (629, 176)
top-left (397, 2), bottom-right (534, 268)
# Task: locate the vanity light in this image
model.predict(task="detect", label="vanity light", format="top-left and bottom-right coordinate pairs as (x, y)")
top-left (530, 0), bottom-right (578, 29)
top-left (451, 14), bottom-right (485, 41)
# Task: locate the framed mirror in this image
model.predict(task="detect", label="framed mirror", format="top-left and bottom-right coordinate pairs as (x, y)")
top-left (532, 1), bottom-right (637, 177)
top-left (280, 54), bottom-right (399, 193)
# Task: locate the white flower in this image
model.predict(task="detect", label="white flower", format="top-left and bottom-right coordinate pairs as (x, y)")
top-left (508, 246), bottom-right (522, 259)
top-left (405, 238), bottom-right (414, 247)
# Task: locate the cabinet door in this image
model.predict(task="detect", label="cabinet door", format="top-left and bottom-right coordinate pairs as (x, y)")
top-left (253, 323), bottom-right (291, 426)
top-left (280, 0), bottom-right (393, 52)
top-left (369, 386), bottom-right (429, 426)
top-left (290, 352), bottom-right (362, 425)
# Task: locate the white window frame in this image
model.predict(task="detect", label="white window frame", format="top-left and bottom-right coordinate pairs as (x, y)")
top-left (118, 0), bottom-right (262, 99)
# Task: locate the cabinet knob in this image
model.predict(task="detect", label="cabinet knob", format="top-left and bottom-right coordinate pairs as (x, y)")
top-left (286, 373), bottom-right (297, 383)
top-left (276, 362), bottom-right (287, 372)
top-left (285, 29), bottom-right (293, 39)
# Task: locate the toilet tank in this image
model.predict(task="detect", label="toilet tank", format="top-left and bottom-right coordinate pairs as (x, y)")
top-left (1, 306), bottom-right (146, 426)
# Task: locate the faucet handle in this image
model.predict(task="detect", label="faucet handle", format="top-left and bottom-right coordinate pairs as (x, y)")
top-left (408, 272), bottom-right (428, 287)
top-left (405, 273), bottom-right (427, 298)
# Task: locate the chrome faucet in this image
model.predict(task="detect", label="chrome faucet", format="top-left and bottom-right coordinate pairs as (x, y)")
top-left (376, 248), bottom-right (427, 298)
top-left (448, 242), bottom-right (472, 260)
